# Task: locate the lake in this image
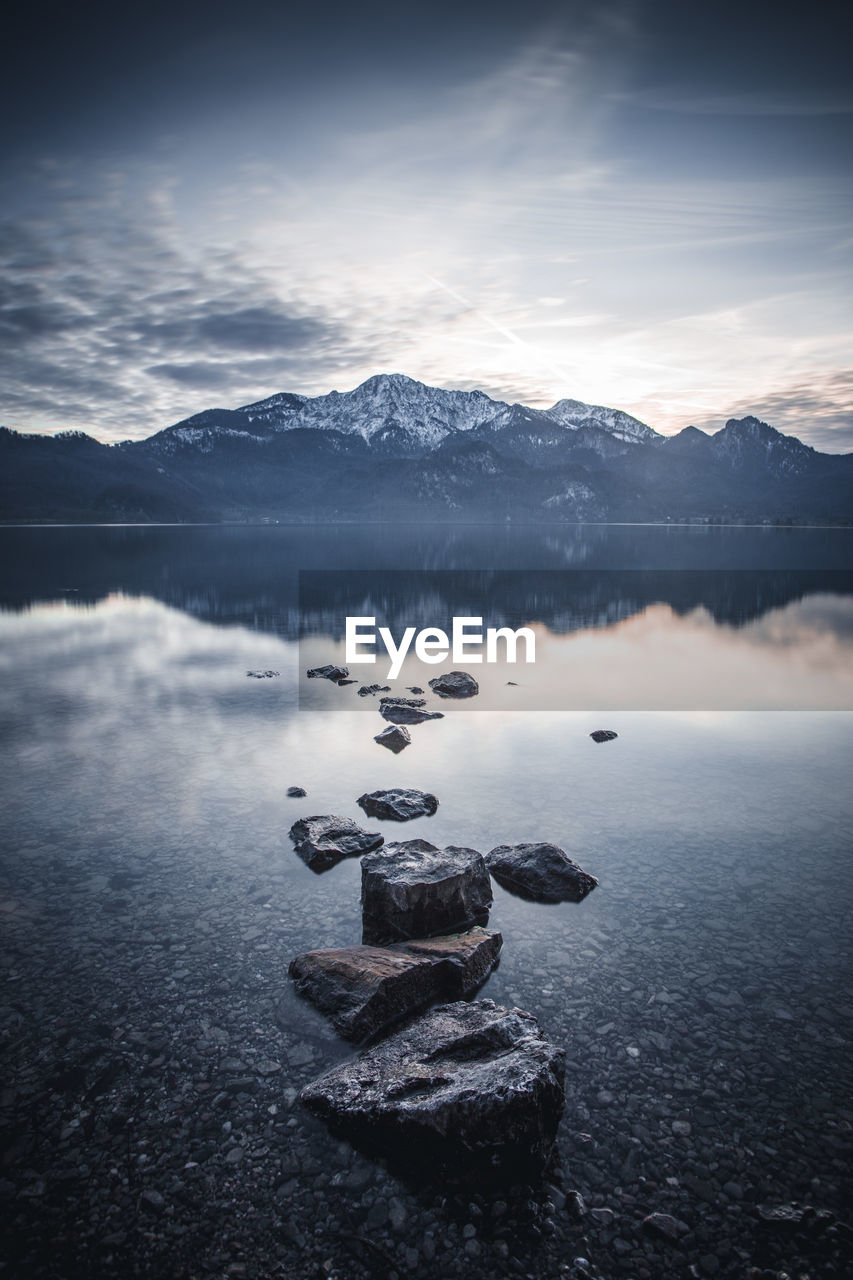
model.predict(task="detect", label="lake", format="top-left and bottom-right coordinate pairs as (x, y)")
top-left (1, 524), bottom-right (851, 1280)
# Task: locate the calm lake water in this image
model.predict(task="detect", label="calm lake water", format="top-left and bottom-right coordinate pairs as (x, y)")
top-left (1, 524), bottom-right (851, 1280)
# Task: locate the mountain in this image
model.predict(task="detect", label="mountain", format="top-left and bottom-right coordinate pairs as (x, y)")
top-left (547, 398), bottom-right (660, 445)
top-left (1, 374), bottom-right (851, 523)
top-left (282, 373), bottom-right (507, 453)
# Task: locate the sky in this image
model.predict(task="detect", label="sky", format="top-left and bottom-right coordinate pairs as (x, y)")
top-left (1, 0), bottom-right (852, 449)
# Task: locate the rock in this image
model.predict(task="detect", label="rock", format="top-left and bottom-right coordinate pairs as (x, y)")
top-left (140, 1188), bottom-right (166, 1214)
top-left (485, 843), bottom-right (598, 904)
top-left (642, 1212), bottom-right (689, 1241)
top-left (407, 686), bottom-right (424, 694)
top-left (358, 684), bottom-right (391, 697)
top-left (590, 729), bottom-right (618, 743)
top-left (374, 725), bottom-right (411, 754)
top-left (361, 839), bottom-right (492, 943)
top-left (306, 664), bottom-right (350, 683)
top-left (380, 705), bottom-right (444, 726)
top-left (289, 815), bottom-right (384, 874)
top-left (246, 669), bottom-right (279, 678)
top-left (287, 927), bottom-right (502, 1042)
top-left (428, 671), bottom-right (480, 699)
top-left (757, 1202), bottom-right (813, 1228)
top-left (286, 786), bottom-right (307, 798)
top-left (357, 788), bottom-right (438, 822)
top-left (565, 1190), bottom-right (587, 1220)
top-left (300, 1000), bottom-right (565, 1171)
top-left (379, 696), bottom-right (426, 708)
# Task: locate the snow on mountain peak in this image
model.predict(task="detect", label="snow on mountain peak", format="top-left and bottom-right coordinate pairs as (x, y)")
top-left (283, 373), bottom-right (510, 448)
top-left (547, 398), bottom-right (659, 444)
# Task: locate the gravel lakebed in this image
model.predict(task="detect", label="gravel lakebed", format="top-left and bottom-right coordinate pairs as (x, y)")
top-left (2, 796), bottom-right (851, 1280)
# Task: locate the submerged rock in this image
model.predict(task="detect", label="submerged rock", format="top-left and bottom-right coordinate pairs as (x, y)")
top-left (289, 815), bottom-right (384, 874)
top-left (590, 729), bottom-right (618, 743)
top-left (357, 788), bottom-right (438, 822)
top-left (287, 928), bottom-right (502, 1043)
top-left (362, 839), bottom-right (492, 942)
top-left (358, 684), bottom-right (392, 697)
top-left (380, 705), bottom-right (444, 726)
top-left (307, 665), bottom-right (350, 683)
top-left (374, 725), bottom-right (411, 753)
top-left (286, 786), bottom-right (307, 798)
top-left (429, 671), bottom-right (480, 699)
top-left (486, 842), bottom-right (598, 904)
top-left (246, 669), bottom-right (280, 678)
top-left (300, 999), bottom-right (565, 1171)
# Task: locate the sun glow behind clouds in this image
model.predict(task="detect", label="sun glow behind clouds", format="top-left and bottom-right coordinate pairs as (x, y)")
top-left (1, 4), bottom-right (851, 445)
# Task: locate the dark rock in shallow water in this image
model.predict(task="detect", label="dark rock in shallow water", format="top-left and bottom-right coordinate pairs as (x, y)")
top-left (429, 670), bottom-right (480, 699)
top-left (374, 725), bottom-right (411, 753)
top-left (358, 684), bottom-right (391, 697)
top-left (407, 686), bottom-right (424, 694)
top-left (379, 696), bottom-right (426, 708)
top-left (300, 999), bottom-right (565, 1172)
top-left (357, 788), bottom-right (438, 821)
top-left (286, 786), bottom-right (307, 798)
top-left (380, 704), bottom-right (444, 726)
top-left (362, 839), bottom-right (492, 942)
top-left (590, 729), bottom-right (618, 743)
top-left (307, 664), bottom-right (350, 683)
top-left (246, 669), bottom-right (279, 678)
top-left (486, 842), bottom-right (598, 904)
top-left (287, 928), bottom-right (502, 1043)
top-left (289, 815), bottom-right (384, 874)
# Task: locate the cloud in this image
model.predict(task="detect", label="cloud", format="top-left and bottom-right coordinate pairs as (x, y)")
top-left (0, 206), bottom-right (377, 436)
top-left (146, 362), bottom-right (236, 388)
top-left (140, 306), bottom-right (328, 354)
top-left (613, 88), bottom-right (853, 118)
top-left (719, 372), bottom-right (853, 452)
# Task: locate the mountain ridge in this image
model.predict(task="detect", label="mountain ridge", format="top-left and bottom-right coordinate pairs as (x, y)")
top-left (2, 373), bottom-right (851, 523)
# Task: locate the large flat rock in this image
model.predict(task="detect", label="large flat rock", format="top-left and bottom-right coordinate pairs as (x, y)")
top-left (357, 788), bottom-right (438, 821)
top-left (361, 839), bottom-right (492, 943)
top-left (300, 999), bottom-right (565, 1171)
top-left (289, 815), bottom-right (384, 874)
top-left (486, 842), bottom-right (598, 903)
top-left (306, 664), bottom-right (350, 683)
top-left (380, 704), bottom-right (444, 726)
top-left (287, 928), bottom-right (502, 1043)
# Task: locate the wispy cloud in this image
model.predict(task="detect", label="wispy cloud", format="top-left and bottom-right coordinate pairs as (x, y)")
top-left (611, 88), bottom-right (853, 118)
top-left (1, 10), bottom-right (851, 451)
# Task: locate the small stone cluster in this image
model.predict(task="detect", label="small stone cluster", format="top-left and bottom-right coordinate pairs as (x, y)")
top-left (284, 667), bottom-right (601, 1174)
